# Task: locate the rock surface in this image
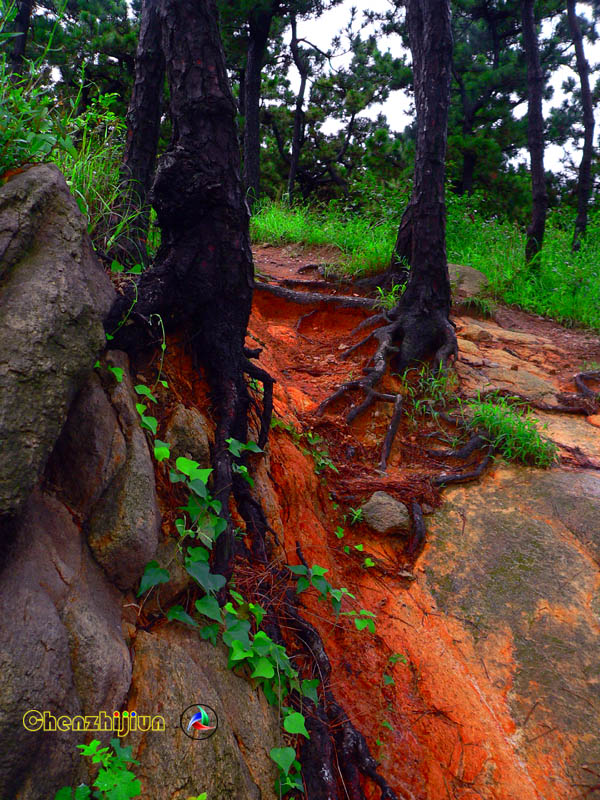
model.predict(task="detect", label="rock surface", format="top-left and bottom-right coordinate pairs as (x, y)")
top-left (86, 351), bottom-right (161, 591)
top-left (164, 402), bottom-right (213, 467)
top-left (0, 164), bottom-right (114, 521)
top-left (127, 628), bottom-right (279, 800)
top-left (0, 489), bottom-right (131, 799)
top-left (361, 490), bottom-right (411, 534)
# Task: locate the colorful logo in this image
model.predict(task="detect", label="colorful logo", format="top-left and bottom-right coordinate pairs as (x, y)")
top-left (180, 703), bottom-right (218, 741)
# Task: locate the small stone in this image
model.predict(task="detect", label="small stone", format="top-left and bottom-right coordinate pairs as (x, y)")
top-left (163, 403), bottom-right (213, 467)
top-left (361, 491), bottom-right (411, 535)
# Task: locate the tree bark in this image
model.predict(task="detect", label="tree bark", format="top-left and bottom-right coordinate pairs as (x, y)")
top-left (567, 0), bottom-right (595, 252)
top-left (242, 6), bottom-right (274, 206)
top-left (106, 0), bottom-right (256, 575)
top-left (115, 0), bottom-right (165, 266)
top-left (521, 0), bottom-right (547, 264)
top-left (287, 14), bottom-right (308, 202)
top-left (391, 0), bottom-right (455, 369)
top-left (9, 0), bottom-right (33, 74)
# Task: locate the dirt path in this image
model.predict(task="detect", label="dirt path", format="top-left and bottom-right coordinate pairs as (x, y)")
top-left (248, 245), bottom-right (600, 800)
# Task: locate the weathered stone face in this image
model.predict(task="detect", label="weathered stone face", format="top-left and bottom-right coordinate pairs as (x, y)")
top-left (0, 164), bottom-right (115, 521)
top-left (127, 628), bottom-right (279, 800)
top-left (0, 489), bottom-right (131, 799)
top-left (424, 465), bottom-right (600, 796)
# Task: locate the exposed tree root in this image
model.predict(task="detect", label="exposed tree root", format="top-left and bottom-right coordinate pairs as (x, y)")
top-left (379, 394), bottom-right (403, 471)
top-left (254, 281), bottom-right (378, 310)
top-left (574, 370), bottom-right (600, 402)
top-left (432, 447), bottom-right (494, 486)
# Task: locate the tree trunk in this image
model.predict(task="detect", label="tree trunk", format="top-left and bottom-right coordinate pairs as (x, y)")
top-left (242, 8), bottom-right (273, 207)
top-left (9, 0), bottom-right (33, 74)
top-left (106, 0), bottom-right (256, 575)
top-left (391, 0), bottom-right (455, 369)
top-left (521, 0), bottom-right (547, 264)
top-left (567, 0), bottom-right (595, 252)
top-left (114, 0), bottom-right (165, 266)
top-left (287, 14), bottom-right (308, 202)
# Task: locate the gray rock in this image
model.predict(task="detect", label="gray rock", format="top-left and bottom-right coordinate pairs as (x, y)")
top-left (46, 372), bottom-right (127, 520)
top-left (0, 489), bottom-right (131, 800)
top-left (128, 627), bottom-right (279, 800)
top-left (0, 164), bottom-right (115, 520)
top-left (87, 351), bottom-right (161, 591)
top-left (361, 490), bottom-right (411, 535)
top-left (163, 403), bottom-right (213, 467)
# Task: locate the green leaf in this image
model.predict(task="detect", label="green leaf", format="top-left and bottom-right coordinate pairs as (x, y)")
top-left (140, 415), bottom-right (157, 435)
top-left (111, 260), bottom-right (124, 273)
top-left (334, 526), bottom-right (345, 539)
top-left (222, 616), bottom-right (252, 650)
top-left (301, 678), bottom-right (319, 704)
top-left (134, 384), bottom-right (158, 403)
top-left (283, 711), bottom-right (310, 739)
top-left (269, 747), bottom-right (296, 776)
top-left (187, 546), bottom-right (210, 563)
top-left (355, 617), bottom-right (376, 634)
top-left (153, 440), bottom-right (171, 462)
top-left (251, 630), bottom-right (274, 656)
top-left (74, 787), bottom-right (92, 800)
top-left (311, 565), bottom-right (328, 577)
top-left (250, 656), bottom-right (275, 679)
top-left (185, 560), bottom-right (226, 595)
top-left (228, 638), bottom-right (254, 662)
top-left (54, 788), bottom-right (76, 800)
top-left (382, 719), bottom-right (394, 731)
top-left (107, 366), bottom-right (123, 383)
top-left (287, 564), bottom-right (308, 576)
top-left (389, 652), bottom-right (408, 666)
top-left (137, 561), bottom-right (170, 596)
top-left (128, 264), bottom-right (143, 275)
top-left (363, 557), bottom-right (375, 568)
top-left (295, 576), bottom-right (310, 594)
top-left (354, 544), bottom-right (364, 552)
top-left (195, 595), bottom-right (222, 623)
top-left (199, 623), bottom-right (219, 645)
top-left (383, 674), bottom-right (395, 686)
top-left (166, 605), bottom-right (198, 627)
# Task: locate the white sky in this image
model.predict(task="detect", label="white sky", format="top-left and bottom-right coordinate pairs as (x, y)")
top-left (290, 0), bottom-right (600, 174)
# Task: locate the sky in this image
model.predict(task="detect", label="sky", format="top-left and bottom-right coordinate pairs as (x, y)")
top-left (289, 0), bottom-right (600, 174)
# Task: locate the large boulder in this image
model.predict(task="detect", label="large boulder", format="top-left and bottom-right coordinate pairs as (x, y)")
top-left (0, 164), bottom-right (115, 521)
top-left (0, 489), bottom-right (131, 800)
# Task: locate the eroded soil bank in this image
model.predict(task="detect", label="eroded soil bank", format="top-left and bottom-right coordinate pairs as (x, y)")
top-left (234, 244), bottom-right (600, 800)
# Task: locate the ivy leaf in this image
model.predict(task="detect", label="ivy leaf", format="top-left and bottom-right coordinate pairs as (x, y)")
top-left (166, 605), bottom-right (198, 627)
top-left (363, 557), bottom-right (375, 568)
top-left (110, 259), bottom-right (124, 273)
top-left (54, 789), bottom-right (78, 800)
top-left (270, 747), bottom-right (296, 776)
top-left (185, 560), bottom-right (226, 595)
top-left (187, 546), bottom-right (210, 563)
top-left (195, 595), bottom-right (222, 623)
top-left (295, 576), bottom-right (310, 594)
top-left (251, 630), bottom-right (274, 656)
top-left (383, 674), bottom-right (395, 686)
top-left (334, 526), bottom-right (345, 539)
top-left (222, 616), bottom-right (252, 650)
top-left (137, 561), bottom-right (170, 596)
top-left (311, 565), bottom-right (328, 577)
top-left (128, 263), bottom-right (143, 275)
top-left (283, 711), bottom-right (310, 739)
top-left (251, 656), bottom-right (275, 679)
top-left (228, 639), bottom-right (253, 662)
top-left (107, 366), bottom-right (123, 383)
top-left (199, 623), bottom-right (219, 645)
top-left (134, 384), bottom-right (158, 403)
top-left (153, 440), bottom-right (171, 462)
top-left (74, 787), bottom-right (92, 800)
top-left (301, 678), bottom-right (319, 704)
top-left (311, 575), bottom-right (329, 596)
top-left (287, 564), bottom-right (308, 576)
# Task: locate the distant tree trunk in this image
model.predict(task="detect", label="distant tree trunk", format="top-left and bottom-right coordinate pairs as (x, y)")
top-left (115, 0), bottom-right (165, 266)
top-left (567, 0), bottom-right (595, 251)
top-left (287, 14), bottom-right (308, 202)
top-left (390, 0), bottom-right (455, 369)
top-left (242, 7), bottom-right (274, 206)
top-left (521, 0), bottom-right (547, 264)
top-left (9, 0), bottom-right (33, 74)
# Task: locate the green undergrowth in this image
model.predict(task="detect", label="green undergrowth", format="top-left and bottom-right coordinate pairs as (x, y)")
top-left (250, 195), bottom-right (600, 330)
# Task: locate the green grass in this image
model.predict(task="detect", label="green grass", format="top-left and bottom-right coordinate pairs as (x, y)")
top-left (461, 395), bottom-right (558, 468)
top-left (250, 198), bottom-right (600, 330)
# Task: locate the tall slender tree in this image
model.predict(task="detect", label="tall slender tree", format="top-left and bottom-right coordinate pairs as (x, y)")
top-left (566, 0), bottom-right (595, 251)
top-left (114, 0), bottom-right (165, 265)
top-left (521, 0), bottom-right (548, 264)
top-left (9, 0), bottom-right (33, 74)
